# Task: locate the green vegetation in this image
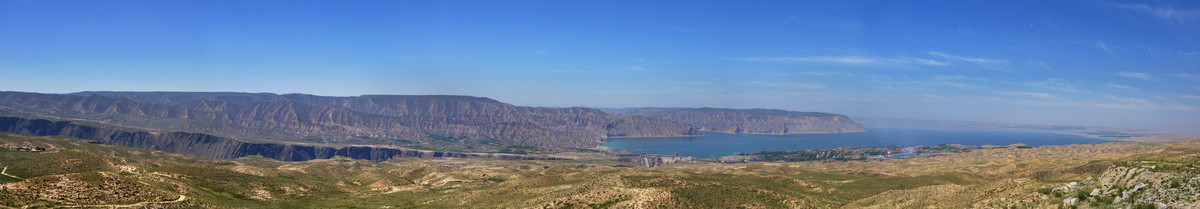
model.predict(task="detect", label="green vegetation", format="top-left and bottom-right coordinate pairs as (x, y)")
top-left (499, 145), bottom-right (538, 154)
top-left (1133, 202), bottom-right (1158, 209)
top-left (428, 134), bottom-right (467, 143)
top-left (1, 150), bottom-right (115, 177)
top-left (1115, 158), bottom-right (1200, 173)
top-left (568, 148), bottom-right (606, 153)
top-left (356, 135), bottom-right (416, 144)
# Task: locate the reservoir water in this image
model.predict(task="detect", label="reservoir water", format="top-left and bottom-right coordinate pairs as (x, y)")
top-left (603, 128), bottom-right (1114, 158)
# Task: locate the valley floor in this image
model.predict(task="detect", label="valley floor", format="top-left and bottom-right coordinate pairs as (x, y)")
top-left (0, 131), bottom-right (1196, 208)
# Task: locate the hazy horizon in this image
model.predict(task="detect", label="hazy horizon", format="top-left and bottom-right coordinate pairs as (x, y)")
top-left (3, 1), bottom-right (1199, 130)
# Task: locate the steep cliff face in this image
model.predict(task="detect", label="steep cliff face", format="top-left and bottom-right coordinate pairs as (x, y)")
top-left (603, 115), bottom-right (703, 137)
top-left (0, 91), bottom-right (700, 150)
top-left (611, 107), bottom-right (866, 134)
top-left (0, 117), bottom-right (564, 161)
top-left (75, 92), bottom-right (702, 139)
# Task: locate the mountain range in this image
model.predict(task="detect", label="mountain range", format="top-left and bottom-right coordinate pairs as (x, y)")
top-left (0, 91), bottom-right (864, 154)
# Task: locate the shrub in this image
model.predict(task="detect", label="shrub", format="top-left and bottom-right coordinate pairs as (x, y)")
top-left (1037, 187), bottom-right (1053, 194)
top-left (1074, 190), bottom-right (1088, 201)
top-left (1132, 202), bottom-right (1157, 209)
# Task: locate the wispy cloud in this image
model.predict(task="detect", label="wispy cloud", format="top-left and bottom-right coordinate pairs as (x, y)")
top-left (1174, 51), bottom-right (1200, 57)
top-left (780, 91), bottom-right (830, 97)
top-left (1106, 96), bottom-right (1150, 106)
top-left (903, 58), bottom-right (953, 66)
top-left (628, 66), bottom-right (650, 72)
top-left (1106, 83), bottom-right (1136, 89)
top-left (732, 53), bottom-right (1014, 70)
top-left (686, 81), bottom-right (714, 85)
top-left (1000, 91), bottom-right (1056, 99)
top-left (1171, 105), bottom-right (1197, 111)
top-left (1113, 4), bottom-right (1200, 23)
top-left (731, 56), bottom-right (870, 64)
top-left (913, 93), bottom-right (951, 103)
top-left (1182, 95), bottom-right (1200, 100)
top-left (927, 52), bottom-right (1010, 71)
top-left (1027, 59), bottom-right (1058, 73)
top-left (933, 75), bottom-right (967, 80)
top-left (1015, 79), bottom-right (1160, 110)
top-left (585, 89), bottom-right (682, 95)
top-left (865, 74), bottom-right (977, 92)
top-left (1117, 72), bottom-right (1153, 80)
top-left (961, 96), bottom-right (1142, 110)
top-left (542, 69), bottom-right (600, 73)
top-left (1090, 103), bottom-right (1141, 110)
top-left (750, 81), bottom-right (827, 90)
top-left (796, 71), bottom-right (854, 76)
top-left (1025, 79), bottom-right (1082, 93)
top-left (1095, 41), bottom-right (1115, 55)
top-left (930, 75), bottom-right (973, 88)
top-left (1174, 73), bottom-right (1200, 81)
top-left (730, 55), bottom-right (949, 66)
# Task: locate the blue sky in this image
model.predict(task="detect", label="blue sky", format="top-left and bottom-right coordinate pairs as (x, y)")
top-left (2, 0), bottom-right (1199, 130)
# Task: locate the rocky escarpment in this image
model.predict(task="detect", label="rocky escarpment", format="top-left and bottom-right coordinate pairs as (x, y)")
top-left (0, 91), bottom-right (702, 150)
top-left (0, 117), bottom-right (565, 161)
top-left (610, 107), bottom-right (866, 134)
top-left (74, 92), bottom-right (703, 138)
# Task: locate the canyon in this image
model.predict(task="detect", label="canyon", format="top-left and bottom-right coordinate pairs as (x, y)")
top-left (0, 116), bottom-right (563, 162)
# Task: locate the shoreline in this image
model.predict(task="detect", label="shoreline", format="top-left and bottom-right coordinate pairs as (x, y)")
top-left (600, 128), bottom-right (1122, 158)
top-left (601, 129), bottom-right (868, 139)
top-left (697, 130), bottom-right (868, 135)
top-left (600, 129), bottom-right (873, 150)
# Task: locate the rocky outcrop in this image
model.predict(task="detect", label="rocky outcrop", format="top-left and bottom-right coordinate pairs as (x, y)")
top-left (610, 107), bottom-right (866, 134)
top-left (1043, 164), bottom-right (1200, 208)
top-left (0, 91), bottom-right (702, 150)
top-left (0, 117), bottom-right (566, 162)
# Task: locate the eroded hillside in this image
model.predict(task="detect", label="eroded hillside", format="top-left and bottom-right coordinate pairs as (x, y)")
top-left (0, 131), bottom-right (1194, 208)
top-left (0, 91), bottom-right (703, 151)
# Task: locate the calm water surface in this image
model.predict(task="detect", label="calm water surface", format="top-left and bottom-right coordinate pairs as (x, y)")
top-left (603, 128), bottom-right (1113, 158)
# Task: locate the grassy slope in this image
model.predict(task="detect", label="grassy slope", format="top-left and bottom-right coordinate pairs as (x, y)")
top-left (0, 131), bottom-right (1192, 208)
